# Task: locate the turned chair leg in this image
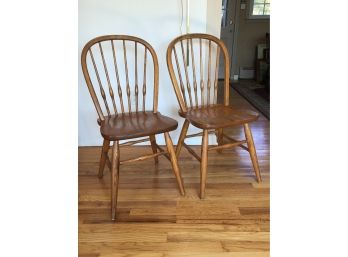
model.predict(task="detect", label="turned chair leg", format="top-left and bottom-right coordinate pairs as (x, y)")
top-left (164, 132), bottom-right (185, 196)
top-left (111, 141), bottom-right (120, 221)
top-left (200, 129), bottom-right (209, 199)
top-left (216, 128), bottom-right (223, 153)
top-left (98, 139), bottom-right (110, 178)
top-left (149, 135), bottom-right (159, 164)
top-left (176, 119), bottom-right (190, 158)
top-left (243, 123), bottom-right (262, 182)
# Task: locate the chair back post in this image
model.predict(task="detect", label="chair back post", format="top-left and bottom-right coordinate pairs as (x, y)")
top-left (166, 33), bottom-right (231, 113)
top-left (166, 40), bottom-right (188, 113)
top-left (148, 43), bottom-right (159, 113)
top-left (220, 40), bottom-right (230, 106)
top-left (81, 40), bottom-right (105, 121)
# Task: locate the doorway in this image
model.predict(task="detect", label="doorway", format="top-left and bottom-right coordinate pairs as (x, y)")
top-left (219, 0), bottom-right (239, 79)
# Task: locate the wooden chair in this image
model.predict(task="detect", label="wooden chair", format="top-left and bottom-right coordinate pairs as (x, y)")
top-left (166, 33), bottom-right (261, 199)
top-left (81, 35), bottom-right (185, 220)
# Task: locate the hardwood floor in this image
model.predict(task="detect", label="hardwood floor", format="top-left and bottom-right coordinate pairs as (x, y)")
top-left (79, 87), bottom-right (270, 256)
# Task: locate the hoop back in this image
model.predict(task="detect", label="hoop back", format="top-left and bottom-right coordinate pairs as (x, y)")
top-left (81, 35), bottom-right (159, 121)
top-left (166, 33), bottom-right (230, 113)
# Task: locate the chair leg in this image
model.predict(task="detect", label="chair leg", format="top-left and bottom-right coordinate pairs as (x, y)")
top-left (149, 135), bottom-right (159, 164)
top-left (176, 119), bottom-right (190, 157)
top-left (111, 141), bottom-right (120, 221)
top-left (243, 123), bottom-right (262, 182)
top-left (98, 139), bottom-right (110, 178)
top-left (200, 129), bottom-right (209, 199)
top-left (164, 132), bottom-right (185, 196)
top-left (216, 128), bottom-right (223, 153)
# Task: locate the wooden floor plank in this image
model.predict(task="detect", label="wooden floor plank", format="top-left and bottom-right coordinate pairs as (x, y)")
top-left (79, 252), bottom-right (270, 257)
top-left (79, 87), bottom-right (270, 256)
top-left (167, 231), bottom-right (269, 242)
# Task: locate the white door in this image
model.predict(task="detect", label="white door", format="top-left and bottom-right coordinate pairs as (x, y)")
top-left (219, 0), bottom-right (237, 79)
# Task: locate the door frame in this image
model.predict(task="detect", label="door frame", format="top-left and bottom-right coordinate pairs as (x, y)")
top-left (230, 0), bottom-right (241, 80)
top-left (220, 0), bottom-right (241, 80)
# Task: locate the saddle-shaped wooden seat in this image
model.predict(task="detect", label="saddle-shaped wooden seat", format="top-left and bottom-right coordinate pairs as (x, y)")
top-left (100, 112), bottom-right (178, 141)
top-left (179, 105), bottom-right (259, 129)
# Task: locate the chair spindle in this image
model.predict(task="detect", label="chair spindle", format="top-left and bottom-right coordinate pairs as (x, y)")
top-left (123, 40), bottom-right (132, 114)
top-left (89, 48), bottom-right (111, 116)
top-left (180, 40), bottom-right (193, 108)
top-left (143, 49), bottom-right (147, 112)
top-left (173, 46), bottom-right (188, 106)
top-left (98, 42), bottom-right (118, 114)
top-left (189, 38), bottom-right (199, 108)
top-left (199, 38), bottom-right (204, 107)
top-left (111, 40), bottom-right (125, 114)
top-left (134, 42), bottom-right (139, 112)
top-left (207, 40), bottom-right (212, 105)
top-left (214, 46), bottom-right (220, 104)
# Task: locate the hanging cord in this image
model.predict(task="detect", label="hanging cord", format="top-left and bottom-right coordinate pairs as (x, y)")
top-left (179, 0), bottom-right (189, 65)
top-left (180, 0), bottom-right (184, 35)
top-left (186, 0), bottom-right (190, 65)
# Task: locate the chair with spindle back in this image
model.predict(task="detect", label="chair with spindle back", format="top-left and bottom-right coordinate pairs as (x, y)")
top-left (81, 35), bottom-right (185, 220)
top-left (166, 33), bottom-right (261, 199)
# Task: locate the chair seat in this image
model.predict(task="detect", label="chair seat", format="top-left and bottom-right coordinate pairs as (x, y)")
top-left (99, 112), bottom-right (178, 141)
top-left (179, 104), bottom-right (259, 129)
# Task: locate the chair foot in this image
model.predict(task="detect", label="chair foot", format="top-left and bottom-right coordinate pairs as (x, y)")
top-left (244, 123), bottom-right (262, 182)
top-left (200, 130), bottom-right (209, 199)
top-left (98, 139), bottom-right (110, 178)
top-left (111, 141), bottom-right (120, 221)
top-left (149, 135), bottom-right (159, 164)
top-left (164, 132), bottom-right (185, 196)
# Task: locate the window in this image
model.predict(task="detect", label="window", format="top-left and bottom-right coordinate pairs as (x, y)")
top-left (249, 0), bottom-right (270, 19)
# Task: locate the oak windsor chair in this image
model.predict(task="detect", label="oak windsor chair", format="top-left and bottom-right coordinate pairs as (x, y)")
top-left (81, 35), bottom-right (185, 220)
top-left (166, 33), bottom-right (261, 199)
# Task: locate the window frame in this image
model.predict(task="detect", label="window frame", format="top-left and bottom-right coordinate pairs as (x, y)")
top-left (248, 0), bottom-right (270, 20)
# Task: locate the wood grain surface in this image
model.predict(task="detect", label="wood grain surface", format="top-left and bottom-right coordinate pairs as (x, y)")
top-left (79, 87), bottom-right (270, 256)
top-left (81, 35), bottom-right (184, 220)
top-left (167, 33), bottom-right (262, 198)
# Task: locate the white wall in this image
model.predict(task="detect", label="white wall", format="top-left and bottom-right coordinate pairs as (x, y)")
top-left (79, 0), bottom-right (222, 146)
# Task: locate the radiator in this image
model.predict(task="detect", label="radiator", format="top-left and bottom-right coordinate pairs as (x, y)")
top-left (239, 67), bottom-right (255, 79)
